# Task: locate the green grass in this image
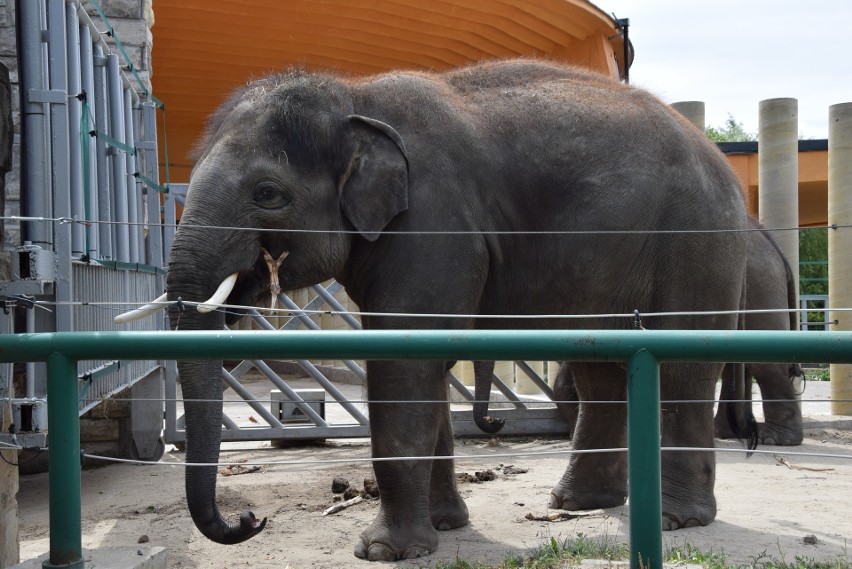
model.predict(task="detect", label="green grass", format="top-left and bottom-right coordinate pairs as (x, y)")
top-left (805, 367), bottom-right (831, 382)
top-left (430, 534), bottom-right (850, 569)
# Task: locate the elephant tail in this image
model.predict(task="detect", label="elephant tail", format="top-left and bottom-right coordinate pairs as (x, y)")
top-left (726, 277), bottom-right (758, 452)
top-left (722, 363), bottom-right (758, 453)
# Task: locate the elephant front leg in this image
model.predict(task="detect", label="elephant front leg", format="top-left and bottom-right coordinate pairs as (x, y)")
top-left (550, 363), bottom-right (628, 511)
top-left (354, 360), bottom-right (467, 561)
top-left (429, 387), bottom-right (469, 530)
top-left (660, 363), bottom-right (718, 530)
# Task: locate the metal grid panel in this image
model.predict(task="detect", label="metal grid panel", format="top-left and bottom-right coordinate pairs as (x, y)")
top-left (73, 262), bottom-right (161, 414)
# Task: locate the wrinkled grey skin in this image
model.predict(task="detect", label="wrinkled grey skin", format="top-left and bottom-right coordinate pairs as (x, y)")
top-left (166, 59), bottom-right (748, 560)
top-left (715, 220), bottom-right (804, 446)
top-left (551, 220), bottom-right (803, 446)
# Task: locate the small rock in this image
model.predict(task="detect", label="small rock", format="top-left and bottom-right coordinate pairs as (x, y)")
top-left (138, 535), bottom-right (149, 544)
top-left (137, 549), bottom-right (144, 556)
top-left (363, 478), bottom-right (380, 498)
top-left (331, 477), bottom-right (350, 494)
top-left (803, 534), bottom-right (818, 545)
top-left (343, 487), bottom-right (362, 501)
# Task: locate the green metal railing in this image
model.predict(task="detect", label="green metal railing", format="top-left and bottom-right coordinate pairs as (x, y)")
top-left (3, 329), bottom-right (852, 569)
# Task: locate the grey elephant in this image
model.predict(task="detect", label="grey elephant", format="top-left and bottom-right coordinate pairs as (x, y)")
top-left (715, 219), bottom-right (804, 445)
top-left (544, 218), bottom-right (803, 445)
top-left (154, 59), bottom-right (748, 560)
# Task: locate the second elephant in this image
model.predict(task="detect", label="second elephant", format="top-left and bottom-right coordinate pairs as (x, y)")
top-left (530, 219), bottom-right (804, 445)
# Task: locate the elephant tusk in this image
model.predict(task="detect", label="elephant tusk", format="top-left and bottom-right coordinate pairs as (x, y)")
top-left (113, 293), bottom-right (169, 324)
top-left (197, 272), bottom-right (239, 313)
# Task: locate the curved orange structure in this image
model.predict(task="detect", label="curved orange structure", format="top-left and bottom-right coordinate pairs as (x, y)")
top-left (151, 1), bottom-right (630, 182)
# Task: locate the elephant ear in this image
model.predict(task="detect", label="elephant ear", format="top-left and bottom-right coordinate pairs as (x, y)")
top-left (339, 115), bottom-right (409, 242)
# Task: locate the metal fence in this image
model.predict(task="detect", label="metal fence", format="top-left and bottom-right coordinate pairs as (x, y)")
top-left (4, 328), bottom-right (852, 569)
top-left (0, 0), bottom-right (174, 442)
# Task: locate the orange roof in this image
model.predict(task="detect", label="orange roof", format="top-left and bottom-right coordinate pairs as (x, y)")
top-left (151, 1), bottom-right (630, 182)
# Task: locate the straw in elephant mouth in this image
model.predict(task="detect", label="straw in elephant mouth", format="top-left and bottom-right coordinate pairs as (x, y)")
top-left (261, 248), bottom-right (290, 310)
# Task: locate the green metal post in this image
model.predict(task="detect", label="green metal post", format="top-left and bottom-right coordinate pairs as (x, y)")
top-left (627, 349), bottom-right (662, 569)
top-left (43, 353), bottom-right (84, 569)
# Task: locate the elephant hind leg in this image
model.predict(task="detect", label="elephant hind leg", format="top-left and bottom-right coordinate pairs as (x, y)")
top-left (660, 363), bottom-right (718, 530)
top-left (754, 363), bottom-right (804, 446)
top-left (549, 363), bottom-right (628, 511)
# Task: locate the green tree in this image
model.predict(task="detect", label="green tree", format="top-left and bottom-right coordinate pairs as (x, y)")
top-left (705, 114), bottom-right (756, 142)
top-left (799, 227), bottom-right (828, 326)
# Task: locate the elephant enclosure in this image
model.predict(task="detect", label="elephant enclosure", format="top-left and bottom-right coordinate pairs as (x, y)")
top-left (15, 382), bottom-right (852, 569)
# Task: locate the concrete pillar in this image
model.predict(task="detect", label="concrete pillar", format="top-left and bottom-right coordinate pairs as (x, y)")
top-left (828, 103), bottom-right (852, 416)
top-left (758, 98), bottom-right (800, 314)
top-left (671, 101), bottom-right (705, 132)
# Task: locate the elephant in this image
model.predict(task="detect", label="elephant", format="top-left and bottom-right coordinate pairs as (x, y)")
top-left (714, 219), bottom-right (804, 445)
top-left (539, 219), bottom-right (802, 445)
top-left (151, 59), bottom-right (749, 560)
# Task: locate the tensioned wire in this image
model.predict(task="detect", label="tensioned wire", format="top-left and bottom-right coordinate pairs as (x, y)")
top-left (1, 438), bottom-right (850, 465)
top-left (3, 215), bottom-right (847, 236)
top-left (8, 297), bottom-right (846, 321)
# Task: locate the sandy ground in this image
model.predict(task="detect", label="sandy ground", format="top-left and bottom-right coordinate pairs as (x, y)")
top-left (15, 381), bottom-right (852, 569)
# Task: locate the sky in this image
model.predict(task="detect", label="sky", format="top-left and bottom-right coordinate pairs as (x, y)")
top-left (597, 1), bottom-right (851, 139)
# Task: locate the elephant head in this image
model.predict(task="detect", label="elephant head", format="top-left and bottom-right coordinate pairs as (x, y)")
top-left (128, 73), bottom-right (410, 544)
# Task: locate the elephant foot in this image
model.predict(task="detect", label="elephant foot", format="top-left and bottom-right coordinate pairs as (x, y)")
top-left (759, 422), bottom-right (803, 446)
top-left (430, 493), bottom-right (469, 531)
top-left (661, 492), bottom-right (716, 531)
top-left (662, 512), bottom-right (709, 530)
top-left (548, 484), bottom-right (626, 511)
top-left (354, 515), bottom-right (439, 561)
top-left (714, 420), bottom-right (737, 440)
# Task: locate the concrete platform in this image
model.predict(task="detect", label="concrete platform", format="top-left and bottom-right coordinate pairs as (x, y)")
top-left (9, 546), bottom-right (166, 569)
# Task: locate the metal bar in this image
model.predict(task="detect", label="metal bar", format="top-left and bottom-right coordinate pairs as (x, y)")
top-left (141, 102), bottom-right (164, 269)
top-left (7, 330), bottom-right (852, 365)
top-left (253, 305), bottom-right (366, 380)
top-left (241, 360), bottom-right (329, 427)
top-left (626, 349), bottom-right (662, 569)
top-left (78, 21), bottom-right (99, 258)
top-left (514, 360), bottom-right (556, 399)
top-left (47, 0), bottom-right (74, 334)
top-left (310, 283), bottom-right (363, 330)
top-left (92, 45), bottom-right (112, 259)
top-left (106, 53), bottom-right (130, 261)
top-left (65, 4), bottom-right (85, 257)
top-left (488, 372), bottom-right (526, 409)
top-left (45, 352), bottom-right (84, 569)
top-left (220, 368), bottom-right (286, 429)
top-left (19, 0), bottom-right (52, 247)
top-left (257, 357), bottom-right (367, 426)
top-left (448, 373), bottom-right (474, 402)
top-left (124, 88), bottom-right (142, 262)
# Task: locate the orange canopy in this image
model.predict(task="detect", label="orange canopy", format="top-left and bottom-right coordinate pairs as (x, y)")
top-left (151, 1), bottom-right (630, 182)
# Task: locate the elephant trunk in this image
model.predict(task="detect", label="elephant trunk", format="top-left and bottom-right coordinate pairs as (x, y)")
top-left (167, 233), bottom-right (267, 544)
top-left (472, 361), bottom-right (505, 434)
top-left (180, 358), bottom-right (267, 544)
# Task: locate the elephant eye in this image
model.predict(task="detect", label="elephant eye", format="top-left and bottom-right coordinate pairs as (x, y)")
top-left (252, 182), bottom-right (291, 209)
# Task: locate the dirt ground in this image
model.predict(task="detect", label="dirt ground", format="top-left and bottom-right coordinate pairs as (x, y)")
top-left (14, 380), bottom-right (852, 569)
